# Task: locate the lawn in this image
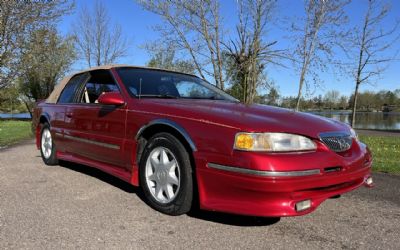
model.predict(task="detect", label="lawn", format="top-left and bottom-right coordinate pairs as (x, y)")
top-left (0, 120), bottom-right (33, 148)
top-left (359, 135), bottom-right (400, 174)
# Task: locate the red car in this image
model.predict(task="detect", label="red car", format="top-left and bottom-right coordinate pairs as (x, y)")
top-left (33, 65), bottom-right (374, 217)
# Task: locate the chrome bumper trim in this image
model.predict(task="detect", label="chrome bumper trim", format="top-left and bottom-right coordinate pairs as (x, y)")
top-left (208, 163), bottom-right (321, 177)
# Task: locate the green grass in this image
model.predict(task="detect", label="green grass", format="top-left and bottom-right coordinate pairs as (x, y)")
top-left (359, 135), bottom-right (400, 174)
top-left (0, 121), bottom-right (33, 148)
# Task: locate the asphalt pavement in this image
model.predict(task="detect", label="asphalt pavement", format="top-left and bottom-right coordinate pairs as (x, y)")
top-left (1, 140), bottom-right (399, 249)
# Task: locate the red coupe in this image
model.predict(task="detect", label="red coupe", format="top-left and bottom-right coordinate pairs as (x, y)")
top-left (33, 65), bottom-right (373, 217)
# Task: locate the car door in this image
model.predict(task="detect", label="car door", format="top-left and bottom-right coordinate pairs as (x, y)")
top-left (63, 69), bottom-right (127, 167)
top-left (56, 73), bottom-right (90, 153)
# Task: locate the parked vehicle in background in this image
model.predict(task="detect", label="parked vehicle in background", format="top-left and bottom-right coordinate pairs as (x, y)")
top-left (32, 65), bottom-right (374, 217)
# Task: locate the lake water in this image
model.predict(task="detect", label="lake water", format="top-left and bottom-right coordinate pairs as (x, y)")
top-left (312, 111), bottom-right (400, 131)
top-left (0, 113), bottom-right (31, 119)
top-left (1, 111), bottom-right (400, 130)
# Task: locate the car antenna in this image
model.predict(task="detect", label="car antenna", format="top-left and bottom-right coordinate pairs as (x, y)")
top-left (139, 78), bottom-right (142, 99)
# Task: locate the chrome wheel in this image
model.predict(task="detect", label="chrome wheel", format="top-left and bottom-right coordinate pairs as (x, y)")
top-left (145, 146), bottom-right (181, 203)
top-left (41, 128), bottom-right (52, 159)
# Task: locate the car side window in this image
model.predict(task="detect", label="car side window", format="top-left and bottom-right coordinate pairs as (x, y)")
top-left (58, 73), bottom-right (88, 103)
top-left (79, 70), bottom-right (120, 104)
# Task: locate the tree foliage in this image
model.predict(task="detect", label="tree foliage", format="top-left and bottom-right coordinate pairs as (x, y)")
top-left (255, 86), bottom-right (280, 105)
top-left (146, 44), bottom-right (196, 74)
top-left (349, 90), bottom-right (400, 111)
top-left (18, 28), bottom-right (76, 116)
top-left (279, 89), bottom-right (400, 111)
top-left (0, 0), bottom-right (71, 89)
top-left (0, 84), bottom-right (23, 113)
top-left (323, 90), bottom-right (340, 109)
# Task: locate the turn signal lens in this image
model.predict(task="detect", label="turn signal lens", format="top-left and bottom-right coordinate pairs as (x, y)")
top-left (235, 133), bottom-right (254, 150)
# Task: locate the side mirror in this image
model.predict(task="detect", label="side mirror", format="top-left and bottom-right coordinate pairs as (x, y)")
top-left (97, 92), bottom-right (125, 106)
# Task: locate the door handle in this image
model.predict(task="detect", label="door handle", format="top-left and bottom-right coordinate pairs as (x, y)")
top-left (66, 113), bottom-right (73, 118)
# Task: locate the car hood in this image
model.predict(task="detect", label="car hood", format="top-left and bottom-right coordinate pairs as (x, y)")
top-left (138, 99), bottom-right (350, 139)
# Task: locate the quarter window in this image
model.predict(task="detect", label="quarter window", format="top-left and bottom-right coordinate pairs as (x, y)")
top-left (58, 73), bottom-right (88, 103)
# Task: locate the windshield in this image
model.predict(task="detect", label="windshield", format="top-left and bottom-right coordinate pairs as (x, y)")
top-left (116, 68), bottom-right (238, 102)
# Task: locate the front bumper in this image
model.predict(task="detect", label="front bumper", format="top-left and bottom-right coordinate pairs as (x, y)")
top-left (195, 142), bottom-right (373, 217)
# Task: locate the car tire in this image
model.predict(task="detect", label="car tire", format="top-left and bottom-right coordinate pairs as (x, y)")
top-left (40, 123), bottom-right (58, 166)
top-left (139, 132), bottom-right (193, 215)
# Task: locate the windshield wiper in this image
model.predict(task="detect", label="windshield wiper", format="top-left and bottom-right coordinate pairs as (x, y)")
top-left (138, 94), bottom-right (179, 99)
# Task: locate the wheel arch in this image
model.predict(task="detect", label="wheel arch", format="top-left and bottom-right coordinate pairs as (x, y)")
top-left (35, 113), bottom-right (51, 149)
top-left (135, 119), bottom-right (197, 152)
top-left (39, 112), bottom-right (51, 125)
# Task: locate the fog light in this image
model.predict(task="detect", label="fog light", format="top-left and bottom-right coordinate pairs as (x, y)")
top-left (365, 176), bottom-right (373, 186)
top-left (295, 199), bottom-right (311, 212)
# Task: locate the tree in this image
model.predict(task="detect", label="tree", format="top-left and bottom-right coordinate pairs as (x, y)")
top-left (291, 0), bottom-right (349, 111)
top-left (18, 28), bottom-right (76, 117)
top-left (0, 0), bottom-right (71, 89)
top-left (224, 0), bottom-right (282, 104)
top-left (0, 84), bottom-right (22, 113)
top-left (137, 0), bottom-right (224, 89)
top-left (146, 44), bottom-right (196, 74)
top-left (394, 89), bottom-right (400, 99)
top-left (73, 1), bottom-right (128, 67)
top-left (313, 95), bottom-right (324, 110)
top-left (265, 86), bottom-right (280, 105)
top-left (323, 90), bottom-right (340, 109)
top-left (347, 0), bottom-right (399, 127)
top-left (338, 95), bottom-right (348, 109)
top-left (280, 96), bottom-right (298, 109)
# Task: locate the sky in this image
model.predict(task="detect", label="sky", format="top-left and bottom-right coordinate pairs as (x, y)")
top-left (57, 0), bottom-right (400, 98)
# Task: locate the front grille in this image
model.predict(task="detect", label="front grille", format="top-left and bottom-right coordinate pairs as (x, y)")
top-left (319, 132), bottom-right (353, 152)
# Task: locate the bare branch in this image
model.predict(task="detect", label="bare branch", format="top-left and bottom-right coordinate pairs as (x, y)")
top-left (73, 1), bottom-right (129, 67)
top-left (137, 0), bottom-right (224, 88)
top-left (347, 0), bottom-right (400, 127)
top-left (224, 0), bottom-right (282, 104)
top-left (290, 0), bottom-right (350, 110)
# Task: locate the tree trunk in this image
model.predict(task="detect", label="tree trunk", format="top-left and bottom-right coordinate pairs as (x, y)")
top-left (295, 71), bottom-right (306, 111)
top-left (23, 100), bottom-right (33, 119)
top-left (351, 82), bottom-right (360, 128)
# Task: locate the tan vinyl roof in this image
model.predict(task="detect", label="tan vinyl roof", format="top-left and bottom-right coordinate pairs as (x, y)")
top-left (46, 64), bottom-right (197, 103)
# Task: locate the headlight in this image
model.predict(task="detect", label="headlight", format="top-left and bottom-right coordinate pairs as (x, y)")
top-left (234, 132), bottom-right (317, 152)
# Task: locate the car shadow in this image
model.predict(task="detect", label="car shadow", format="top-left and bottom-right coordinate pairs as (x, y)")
top-left (57, 160), bottom-right (281, 227)
top-left (58, 160), bottom-right (138, 194)
top-left (187, 209), bottom-right (280, 227)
